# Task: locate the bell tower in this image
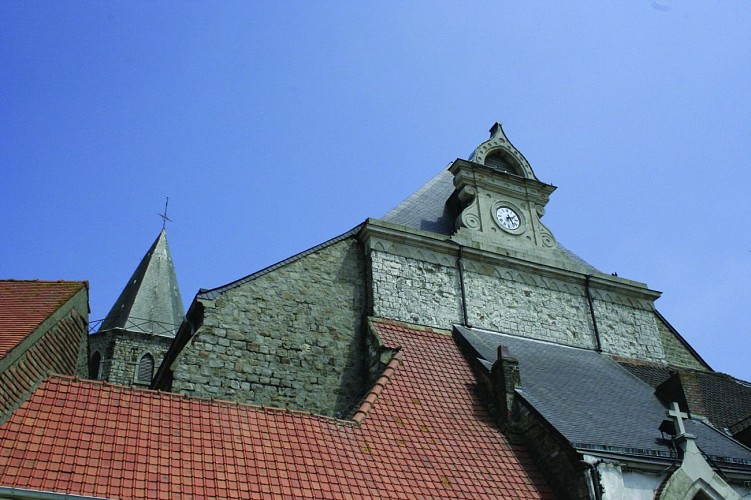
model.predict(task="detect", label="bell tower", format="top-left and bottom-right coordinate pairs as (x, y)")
top-left (450, 123), bottom-right (558, 255)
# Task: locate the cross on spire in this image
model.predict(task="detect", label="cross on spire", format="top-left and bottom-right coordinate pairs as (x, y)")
top-left (667, 401), bottom-right (689, 436)
top-left (158, 197), bottom-right (172, 230)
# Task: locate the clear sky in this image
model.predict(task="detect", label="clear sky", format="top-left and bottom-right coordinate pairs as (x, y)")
top-left (2, 2), bottom-right (749, 381)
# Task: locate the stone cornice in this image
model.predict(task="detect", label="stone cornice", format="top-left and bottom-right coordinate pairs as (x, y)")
top-left (360, 219), bottom-right (661, 308)
top-left (450, 158), bottom-right (557, 205)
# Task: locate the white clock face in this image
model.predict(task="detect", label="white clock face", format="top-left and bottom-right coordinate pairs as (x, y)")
top-left (496, 207), bottom-right (520, 230)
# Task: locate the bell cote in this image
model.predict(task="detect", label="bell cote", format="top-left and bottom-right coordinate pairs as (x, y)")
top-left (450, 123), bottom-right (558, 252)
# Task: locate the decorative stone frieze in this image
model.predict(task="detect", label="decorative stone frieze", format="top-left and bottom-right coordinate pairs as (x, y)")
top-left (364, 219), bottom-right (672, 361)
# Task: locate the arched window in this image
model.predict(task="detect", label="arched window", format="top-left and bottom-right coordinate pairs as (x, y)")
top-left (89, 351), bottom-right (102, 379)
top-left (137, 353), bottom-right (155, 384)
top-left (485, 151), bottom-right (520, 175)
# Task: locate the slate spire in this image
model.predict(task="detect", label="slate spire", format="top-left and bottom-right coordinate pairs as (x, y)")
top-left (99, 229), bottom-right (184, 337)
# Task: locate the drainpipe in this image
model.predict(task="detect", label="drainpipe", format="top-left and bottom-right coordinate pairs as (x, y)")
top-left (581, 460), bottom-right (603, 500)
top-left (585, 275), bottom-right (602, 353)
top-left (456, 244), bottom-right (470, 327)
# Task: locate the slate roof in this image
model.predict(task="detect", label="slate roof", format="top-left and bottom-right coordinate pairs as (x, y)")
top-left (0, 321), bottom-right (552, 499)
top-left (0, 280), bottom-right (86, 360)
top-left (620, 361), bottom-right (751, 432)
top-left (454, 325), bottom-right (751, 467)
top-left (381, 168), bottom-right (601, 275)
top-left (97, 230), bottom-right (184, 337)
top-left (383, 168), bottom-right (457, 234)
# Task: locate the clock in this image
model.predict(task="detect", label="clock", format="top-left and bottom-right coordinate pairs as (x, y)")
top-left (496, 206), bottom-right (520, 230)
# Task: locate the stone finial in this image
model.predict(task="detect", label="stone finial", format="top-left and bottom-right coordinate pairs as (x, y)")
top-left (657, 401), bottom-right (739, 499)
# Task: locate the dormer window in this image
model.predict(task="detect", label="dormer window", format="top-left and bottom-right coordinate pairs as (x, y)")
top-left (485, 151), bottom-right (520, 176)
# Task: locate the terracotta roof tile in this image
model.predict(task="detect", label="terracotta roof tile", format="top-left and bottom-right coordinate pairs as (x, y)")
top-left (0, 321), bottom-right (552, 498)
top-left (0, 280), bottom-right (86, 360)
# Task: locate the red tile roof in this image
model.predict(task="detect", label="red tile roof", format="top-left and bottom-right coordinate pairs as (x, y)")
top-left (0, 321), bottom-right (551, 499)
top-left (0, 307), bottom-right (87, 420)
top-left (0, 280), bottom-right (87, 360)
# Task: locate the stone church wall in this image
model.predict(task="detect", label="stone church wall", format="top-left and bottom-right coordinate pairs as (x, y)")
top-left (594, 301), bottom-right (665, 362)
top-left (656, 317), bottom-right (706, 370)
top-left (171, 238), bottom-right (367, 417)
top-left (466, 271), bottom-right (595, 349)
top-left (370, 249), bottom-right (671, 362)
top-left (88, 330), bottom-right (172, 386)
top-left (370, 251), bottom-right (463, 328)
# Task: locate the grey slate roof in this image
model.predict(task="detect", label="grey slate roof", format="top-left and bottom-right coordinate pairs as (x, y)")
top-left (621, 362), bottom-right (751, 432)
top-left (383, 169), bottom-right (456, 235)
top-left (454, 325), bottom-right (751, 466)
top-left (98, 230), bottom-right (184, 337)
top-left (381, 166), bottom-right (601, 275)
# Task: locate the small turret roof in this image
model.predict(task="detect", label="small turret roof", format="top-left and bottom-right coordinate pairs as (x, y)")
top-left (98, 230), bottom-right (184, 337)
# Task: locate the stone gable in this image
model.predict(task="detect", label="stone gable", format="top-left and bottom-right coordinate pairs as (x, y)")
top-left (170, 237), bottom-right (367, 417)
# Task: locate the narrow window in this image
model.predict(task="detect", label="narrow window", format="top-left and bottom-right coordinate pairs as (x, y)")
top-left (137, 353), bottom-right (155, 384)
top-left (90, 351), bottom-right (101, 379)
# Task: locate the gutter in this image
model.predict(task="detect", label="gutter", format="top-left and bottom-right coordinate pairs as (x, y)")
top-left (0, 486), bottom-right (108, 500)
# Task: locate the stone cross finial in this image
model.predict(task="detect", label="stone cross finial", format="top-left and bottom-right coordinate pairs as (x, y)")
top-left (667, 401), bottom-right (689, 436)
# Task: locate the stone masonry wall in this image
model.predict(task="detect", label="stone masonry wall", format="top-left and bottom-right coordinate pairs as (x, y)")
top-left (656, 317), bottom-right (706, 370)
top-left (594, 301), bottom-right (665, 362)
top-left (171, 238), bottom-right (367, 417)
top-left (467, 271), bottom-right (595, 349)
top-left (370, 251), bottom-right (462, 328)
top-left (371, 250), bottom-right (598, 349)
top-left (88, 330), bottom-right (172, 386)
top-left (370, 250), bottom-right (676, 362)
top-left (87, 332), bottom-right (114, 380)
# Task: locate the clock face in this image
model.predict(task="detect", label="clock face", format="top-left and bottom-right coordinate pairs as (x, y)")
top-left (496, 206), bottom-right (520, 230)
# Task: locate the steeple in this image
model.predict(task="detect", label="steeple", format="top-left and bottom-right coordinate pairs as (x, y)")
top-left (99, 229), bottom-right (184, 337)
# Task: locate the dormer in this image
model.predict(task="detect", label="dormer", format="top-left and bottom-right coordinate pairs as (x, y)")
top-left (451, 123), bottom-right (557, 252)
top-left (467, 122), bottom-right (539, 181)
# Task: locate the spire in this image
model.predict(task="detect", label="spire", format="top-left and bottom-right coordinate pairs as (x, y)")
top-left (99, 229), bottom-right (185, 337)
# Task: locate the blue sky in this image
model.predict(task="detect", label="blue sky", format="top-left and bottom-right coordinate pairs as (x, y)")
top-left (1, 2), bottom-right (749, 381)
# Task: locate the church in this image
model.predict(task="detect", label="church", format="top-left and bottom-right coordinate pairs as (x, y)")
top-left (1, 124), bottom-right (750, 498)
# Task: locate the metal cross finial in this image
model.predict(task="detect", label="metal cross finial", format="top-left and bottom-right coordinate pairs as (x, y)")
top-left (158, 197), bottom-right (172, 230)
top-left (667, 401), bottom-right (689, 436)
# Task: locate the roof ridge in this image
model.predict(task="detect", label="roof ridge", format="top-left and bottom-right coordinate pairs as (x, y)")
top-left (0, 279), bottom-right (86, 285)
top-left (197, 224), bottom-right (364, 300)
top-left (382, 167), bottom-right (451, 220)
top-left (370, 317), bottom-right (452, 336)
top-left (352, 351), bottom-right (403, 425)
top-left (457, 324), bottom-right (599, 353)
